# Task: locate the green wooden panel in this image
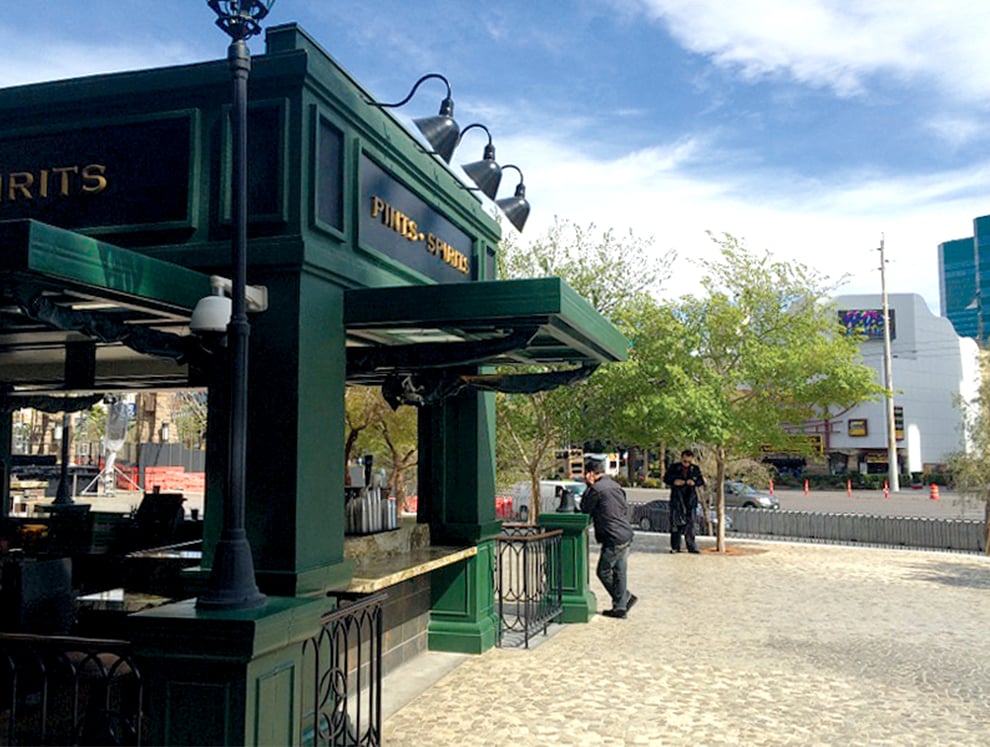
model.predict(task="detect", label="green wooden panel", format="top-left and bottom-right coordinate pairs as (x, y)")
top-left (345, 277), bottom-right (628, 365)
top-left (0, 219), bottom-right (211, 310)
top-left (254, 663), bottom-right (296, 746)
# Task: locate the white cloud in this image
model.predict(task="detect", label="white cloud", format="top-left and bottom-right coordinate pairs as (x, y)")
top-left (0, 30), bottom-right (196, 88)
top-left (626, 0), bottom-right (990, 104)
top-left (923, 115), bottom-right (986, 149)
top-left (503, 125), bottom-right (987, 312)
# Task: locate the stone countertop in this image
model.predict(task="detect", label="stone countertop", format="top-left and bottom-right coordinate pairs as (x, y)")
top-left (77, 587), bottom-right (172, 614)
top-left (341, 545), bottom-right (478, 594)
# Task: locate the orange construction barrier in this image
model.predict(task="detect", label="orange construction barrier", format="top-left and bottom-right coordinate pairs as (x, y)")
top-left (929, 483), bottom-right (940, 501)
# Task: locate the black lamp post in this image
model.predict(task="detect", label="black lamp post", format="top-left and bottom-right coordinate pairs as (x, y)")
top-left (53, 411), bottom-right (73, 505)
top-left (197, 0), bottom-right (274, 611)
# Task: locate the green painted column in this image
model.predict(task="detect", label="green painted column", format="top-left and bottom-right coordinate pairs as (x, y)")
top-left (419, 388), bottom-right (500, 653)
top-left (202, 267), bottom-right (353, 597)
top-left (538, 512), bottom-right (597, 622)
top-left (0, 406), bottom-right (11, 514)
top-left (428, 540), bottom-right (498, 654)
top-left (130, 596), bottom-right (327, 746)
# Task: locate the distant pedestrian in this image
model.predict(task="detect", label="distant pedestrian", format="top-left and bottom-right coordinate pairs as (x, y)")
top-left (663, 449), bottom-right (705, 554)
top-left (581, 459), bottom-right (637, 618)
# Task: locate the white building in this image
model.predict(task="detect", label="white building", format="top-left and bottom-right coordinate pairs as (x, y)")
top-left (824, 293), bottom-right (979, 475)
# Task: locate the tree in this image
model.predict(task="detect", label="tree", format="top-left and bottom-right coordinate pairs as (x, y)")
top-left (495, 217), bottom-right (674, 519)
top-left (344, 386), bottom-right (390, 480)
top-left (345, 386), bottom-right (419, 510)
top-left (617, 233), bottom-right (881, 550)
top-left (946, 356), bottom-right (990, 555)
top-left (369, 404), bottom-right (418, 511)
top-left (171, 391), bottom-right (208, 449)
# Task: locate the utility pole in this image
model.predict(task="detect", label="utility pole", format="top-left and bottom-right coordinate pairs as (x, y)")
top-left (879, 235), bottom-right (900, 492)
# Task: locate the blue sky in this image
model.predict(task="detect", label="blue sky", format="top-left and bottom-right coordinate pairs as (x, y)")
top-left (4, 0), bottom-right (990, 311)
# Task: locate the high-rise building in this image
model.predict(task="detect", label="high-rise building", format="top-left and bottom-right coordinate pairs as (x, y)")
top-left (974, 215), bottom-right (990, 342)
top-left (939, 235), bottom-right (978, 338)
top-left (938, 214), bottom-right (990, 344)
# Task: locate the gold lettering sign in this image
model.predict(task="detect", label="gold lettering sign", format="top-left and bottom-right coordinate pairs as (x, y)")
top-left (370, 195), bottom-right (470, 275)
top-left (0, 163), bottom-right (108, 202)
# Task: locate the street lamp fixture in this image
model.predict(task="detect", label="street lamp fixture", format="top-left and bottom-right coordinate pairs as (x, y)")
top-left (458, 123), bottom-right (502, 201)
top-left (495, 165), bottom-right (530, 233)
top-left (196, 0), bottom-right (274, 611)
top-left (370, 73), bottom-right (460, 164)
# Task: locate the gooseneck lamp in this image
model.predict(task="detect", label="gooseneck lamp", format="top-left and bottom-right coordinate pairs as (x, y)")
top-left (495, 164), bottom-right (531, 233)
top-left (458, 123), bottom-right (502, 200)
top-left (370, 73), bottom-right (460, 163)
top-left (197, 0), bottom-right (272, 611)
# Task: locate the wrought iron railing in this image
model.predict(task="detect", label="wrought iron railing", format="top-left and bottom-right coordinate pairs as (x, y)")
top-left (0, 633), bottom-right (143, 746)
top-left (495, 526), bottom-right (563, 648)
top-left (302, 591), bottom-right (386, 747)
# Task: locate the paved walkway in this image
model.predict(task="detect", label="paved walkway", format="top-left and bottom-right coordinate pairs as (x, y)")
top-left (383, 534), bottom-right (990, 746)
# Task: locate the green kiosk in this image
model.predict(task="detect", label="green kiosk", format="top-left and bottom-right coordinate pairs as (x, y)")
top-left (0, 23), bottom-right (626, 745)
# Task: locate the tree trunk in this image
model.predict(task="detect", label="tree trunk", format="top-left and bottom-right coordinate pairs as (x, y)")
top-left (984, 490), bottom-right (990, 557)
top-left (715, 445), bottom-right (727, 553)
top-left (528, 470), bottom-right (541, 524)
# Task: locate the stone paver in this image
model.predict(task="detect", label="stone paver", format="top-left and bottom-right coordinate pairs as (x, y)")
top-left (383, 535), bottom-right (990, 746)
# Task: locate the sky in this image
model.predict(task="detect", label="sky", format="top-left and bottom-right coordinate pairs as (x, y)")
top-left (3, 0), bottom-right (990, 313)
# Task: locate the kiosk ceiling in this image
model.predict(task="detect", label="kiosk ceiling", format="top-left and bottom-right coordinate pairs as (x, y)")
top-left (344, 277), bottom-right (628, 389)
top-left (0, 220), bottom-right (213, 393)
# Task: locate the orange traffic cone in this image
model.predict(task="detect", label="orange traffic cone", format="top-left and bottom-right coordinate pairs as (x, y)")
top-left (929, 483), bottom-right (940, 501)
top-left (847, 478), bottom-right (852, 497)
top-left (883, 480), bottom-right (889, 499)
top-left (769, 478), bottom-right (774, 496)
top-left (803, 479), bottom-right (809, 495)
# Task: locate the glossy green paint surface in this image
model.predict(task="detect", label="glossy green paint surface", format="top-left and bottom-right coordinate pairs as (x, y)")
top-left (130, 596), bottom-right (328, 746)
top-left (428, 540), bottom-right (499, 654)
top-left (539, 512), bottom-right (598, 623)
top-left (0, 220), bottom-right (212, 310)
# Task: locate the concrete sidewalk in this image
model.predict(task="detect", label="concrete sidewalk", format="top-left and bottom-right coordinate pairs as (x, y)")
top-left (383, 534), bottom-right (990, 746)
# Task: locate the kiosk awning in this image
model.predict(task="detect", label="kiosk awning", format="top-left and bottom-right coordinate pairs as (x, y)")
top-left (0, 220), bottom-right (213, 393)
top-left (344, 278), bottom-right (628, 399)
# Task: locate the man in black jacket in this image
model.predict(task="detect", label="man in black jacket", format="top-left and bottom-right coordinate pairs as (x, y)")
top-left (581, 459), bottom-right (637, 618)
top-left (663, 449), bottom-right (705, 554)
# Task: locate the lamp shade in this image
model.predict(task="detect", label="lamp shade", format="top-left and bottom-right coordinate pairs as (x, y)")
top-left (414, 97), bottom-right (459, 163)
top-left (371, 74), bottom-right (460, 163)
top-left (496, 188), bottom-right (530, 233)
top-left (462, 153), bottom-right (502, 200)
top-left (190, 294), bottom-right (232, 334)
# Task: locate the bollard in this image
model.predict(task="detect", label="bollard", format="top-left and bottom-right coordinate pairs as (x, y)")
top-left (929, 483), bottom-right (940, 501)
top-left (884, 480), bottom-right (889, 500)
top-left (769, 478), bottom-right (774, 496)
top-left (847, 478), bottom-right (852, 497)
top-left (803, 479), bottom-right (809, 496)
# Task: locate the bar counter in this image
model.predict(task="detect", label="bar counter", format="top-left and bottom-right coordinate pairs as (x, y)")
top-left (334, 516), bottom-right (476, 594)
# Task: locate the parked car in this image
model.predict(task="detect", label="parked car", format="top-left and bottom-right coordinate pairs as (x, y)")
top-left (723, 480), bottom-right (780, 509)
top-left (630, 500), bottom-right (730, 534)
top-left (507, 479), bottom-right (587, 522)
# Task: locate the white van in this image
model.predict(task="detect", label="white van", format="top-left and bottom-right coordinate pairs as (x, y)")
top-left (507, 479), bottom-right (587, 522)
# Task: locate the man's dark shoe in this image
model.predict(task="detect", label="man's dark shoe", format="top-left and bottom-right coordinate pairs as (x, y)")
top-left (626, 594), bottom-right (638, 612)
top-left (603, 608), bottom-right (627, 619)
top-left (688, 548), bottom-right (700, 554)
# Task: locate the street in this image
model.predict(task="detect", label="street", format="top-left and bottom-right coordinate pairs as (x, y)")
top-left (626, 485), bottom-right (987, 520)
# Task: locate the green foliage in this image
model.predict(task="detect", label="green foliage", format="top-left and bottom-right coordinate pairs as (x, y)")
top-left (172, 392), bottom-right (207, 448)
top-left (946, 366), bottom-right (990, 545)
top-left (498, 217), bottom-right (673, 317)
top-left (345, 387), bottom-right (418, 496)
top-left (494, 217), bottom-right (672, 493)
top-left (599, 233), bottom-right (882, 549)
